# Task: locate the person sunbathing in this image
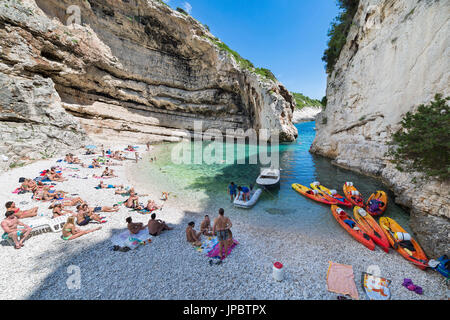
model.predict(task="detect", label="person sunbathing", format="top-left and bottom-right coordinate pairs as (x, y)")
top-left (75, 205), bottom-right (106, 226)
top-left (126, 217), bottom-right (147, 234)
top-left (200, 215), bottom-right (213, 236)
top-left (147, 213), bottom-right (173, 236)
top-left (51, 203), bottom-right (75, 218)
top-left (145, 200), bottom-right (160, 212)
top-left (114, 185), bottom-right (130, 195)
top-left (83, 203), bottom-right (119, 214)
top-left (97, 181), bottom-right (122, 189)
top-left (61, 216), bottom-right (101, 241)
top-left (48, 196), bottom-right (84, 210)
top-left (33, 188), bottom-right (65, 201)
top-left (125, 191), bottom-right (143, 210)
top-left (112, 151), bottom-right (125, 161)
top-left (101, 167), bottom-right (117, 178)
top-left (21, 178), bottom-right (38, 192)
top-left (91, 159), bottom-right (102, 168)
top-left (1, 211), bottom-right (32, 249)
top-left (5, 201), bottom-right (38, 219)
top-left (186, 221), bottom-right (202, 246)
top-left (47, 167), bottom-right (66, 182)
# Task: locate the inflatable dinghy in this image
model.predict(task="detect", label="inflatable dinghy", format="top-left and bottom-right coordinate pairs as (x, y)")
top-left (234, 189), bottom-right (262, 209)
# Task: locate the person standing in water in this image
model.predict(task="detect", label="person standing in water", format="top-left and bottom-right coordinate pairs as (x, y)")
top-left (212, 208), bottom-right (232, 259)
top-left (227, 182), bottom-right (237, 202)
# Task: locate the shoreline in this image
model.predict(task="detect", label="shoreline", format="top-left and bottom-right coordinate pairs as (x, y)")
top-left (0, 145), bottom-right (448, 300)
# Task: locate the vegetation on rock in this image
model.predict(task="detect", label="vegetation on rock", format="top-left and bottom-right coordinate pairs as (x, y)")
top-left (291, 92), bottom-right (323, 109)
top-left (208, 37), bottom-right (276, 82)
top-left (322, 0), bottom-right (360, 74)
top-left (387, 94), bottom-right (450, 180)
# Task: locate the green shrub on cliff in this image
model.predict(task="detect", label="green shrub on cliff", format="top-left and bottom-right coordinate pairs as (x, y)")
top-left (386, 94), bottom-right (450, 180)
top-left (176, 7), bottom-right (188, 15)
top-left (291, 92), bottom-right (323, 109)
top-left (322, 0), bottom-right (360, 74)
top-left (208, 37), bottom-right (276, 81)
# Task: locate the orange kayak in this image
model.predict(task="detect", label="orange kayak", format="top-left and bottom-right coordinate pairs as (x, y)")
top-left (366, 191), bottom-right (388, 217)
top-left (343, 182), bottom-right (364, 207)
top-left (353, 207), bottom-right (390, 253)
top-left (331, 205), bottom-right (375, 251)
top-left (292, 184), bottom-right (338, 205)
top-left (379, 217), bottom-right (428, 270)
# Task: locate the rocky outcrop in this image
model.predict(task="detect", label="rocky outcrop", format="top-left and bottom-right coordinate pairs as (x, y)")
top-left (292, 107), bottom-right (322, 123)
top-left (311, 0), bottom-right (449, 257)
top-left (0, 0), bottom-right (297, 169)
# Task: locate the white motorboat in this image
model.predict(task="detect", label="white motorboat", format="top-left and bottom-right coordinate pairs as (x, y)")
top-left (256, 168), bottom-right (280, 187)
top-left (234, 188), bottom-right (263, 209)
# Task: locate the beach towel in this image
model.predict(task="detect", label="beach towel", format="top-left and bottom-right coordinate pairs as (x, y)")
top-left (326, 261), bottom-right (359, 300)
top-left (68, 174), bottom-right (89, 179)
top-left (136, 208), bottom-right (157, 215)
top-left (362, 272), bottom-right (391, 300)
top-left (94, 185), bottom-right (115, 189)
top-left (195, 236), bottom-right (219, 253)
top-left (207, 239), bottom-right (239, 260)
top-left (111, 229), bottom-right (152, 250)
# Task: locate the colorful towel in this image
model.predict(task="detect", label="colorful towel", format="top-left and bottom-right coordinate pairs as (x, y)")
top-left (207, 238), bottom-right (239, 260)
top-left (326, 261), bottom-right (359, 300)
top-left (362, 272), bottom-right (391, 300)
top-left (111, 229), bottom-right (152, 250)
top-left (195, 236), bottom-right (219, 253)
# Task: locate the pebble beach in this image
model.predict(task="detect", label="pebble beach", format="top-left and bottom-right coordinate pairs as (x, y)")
top-left (0, 145), bottom-right (448, 300)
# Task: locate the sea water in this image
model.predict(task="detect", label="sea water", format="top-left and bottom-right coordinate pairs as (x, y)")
top-left (133, 121), bottom-right (411, 235)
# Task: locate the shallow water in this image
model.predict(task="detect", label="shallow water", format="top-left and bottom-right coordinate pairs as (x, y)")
top-left (134, 121), bottom-right (411, 236)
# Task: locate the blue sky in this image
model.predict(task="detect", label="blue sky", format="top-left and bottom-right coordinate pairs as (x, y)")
top-left (163, 0), bottom-right (340, 100)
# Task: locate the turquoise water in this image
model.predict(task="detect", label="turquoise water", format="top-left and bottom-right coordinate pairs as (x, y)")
top-left (135, 121), bottom-right (411, 235)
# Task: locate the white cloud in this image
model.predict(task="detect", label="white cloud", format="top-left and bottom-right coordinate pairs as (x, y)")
top-left (183, 2), bottom-right (192, 14)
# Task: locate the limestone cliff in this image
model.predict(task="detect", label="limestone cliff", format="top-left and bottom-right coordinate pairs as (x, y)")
top-left (0, 0), bottom-right (297, 170)
top-left (311, 0), bottom-right (449, 256)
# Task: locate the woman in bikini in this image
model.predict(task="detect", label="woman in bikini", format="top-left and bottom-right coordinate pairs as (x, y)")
top-left (34, 187), bottom-right (67, 202)
top-left (61, 216), bottom-right (101, 241)
top-left (145, 200), bottom-right (160, 212)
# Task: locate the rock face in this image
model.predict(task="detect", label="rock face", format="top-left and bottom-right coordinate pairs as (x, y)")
top-left (292, 107), bottom-right (322, 123)
top-left (311, 0), bottom-right (449, 257)
top-left (0, 0), bottom-right (298, 169)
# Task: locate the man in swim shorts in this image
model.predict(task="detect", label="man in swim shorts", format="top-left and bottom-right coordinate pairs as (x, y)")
top-left (1, 211), bottom-right (32, 249)
top-left (212, 208), bottom-right (232, 259)
top-left (147, 213), bottom-right (173, 236)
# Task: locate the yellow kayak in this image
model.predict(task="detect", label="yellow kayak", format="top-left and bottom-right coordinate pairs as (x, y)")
top-left (379, 217), bottom-right (428, 270)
